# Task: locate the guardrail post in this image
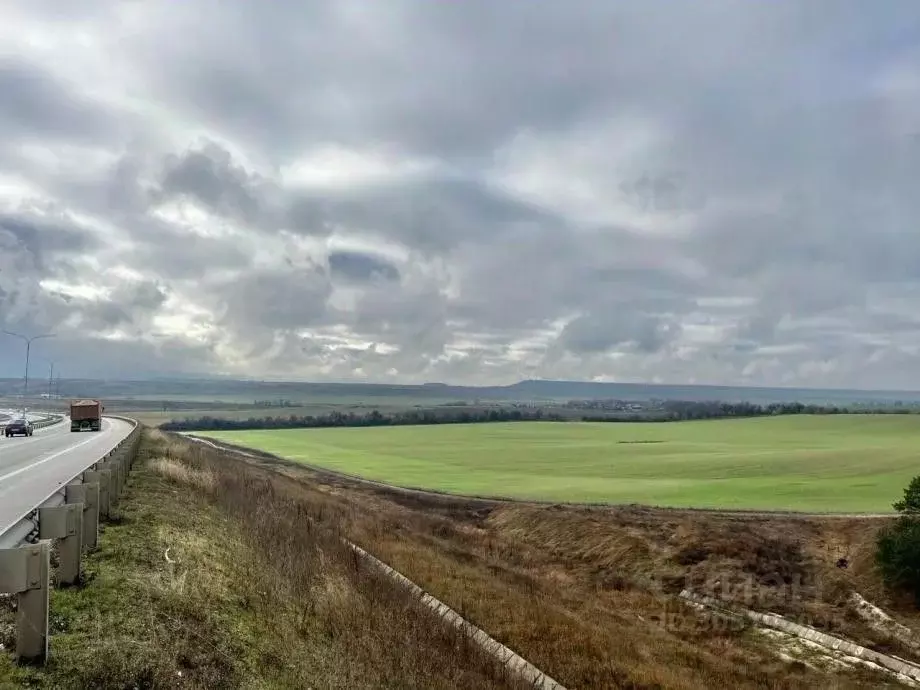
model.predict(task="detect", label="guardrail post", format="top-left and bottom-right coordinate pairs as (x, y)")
top-left (0, 540), bottom-right (51, 663)
top-left (66, 482), bottom-right (100, 550)
top-left (86, 469), bottom-right (111, 518)
top-left (113, 455), bottom-right (125, 496)
top-left (114, 452), bottom-right (129, 488)
top-left (38, 503), bottom-right (83, 586)
top-left (112, 458), bottom-right (123, 499)
top-left (98, 460), bottom-right (120, 505)
top-left (106, 460), bottom-right (119, 501)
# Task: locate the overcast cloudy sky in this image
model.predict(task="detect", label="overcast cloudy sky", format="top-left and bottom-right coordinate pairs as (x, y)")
top-left (1, 1), bottom-right (919, 388)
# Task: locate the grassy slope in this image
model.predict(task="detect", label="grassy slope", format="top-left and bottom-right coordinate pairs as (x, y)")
top-left (198, 415), bottom-right (920, 512)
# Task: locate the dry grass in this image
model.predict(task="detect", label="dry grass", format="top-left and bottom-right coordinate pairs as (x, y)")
top-left (148, 457), bottom-right (217, 492)
top-left (147, 431), bottom-right (537, 689)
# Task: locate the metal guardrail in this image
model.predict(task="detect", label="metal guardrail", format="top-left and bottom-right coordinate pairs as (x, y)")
top-left (0, 415), bottom-right (119, 546)
top-left (0, 415), bottom-right (141, 663)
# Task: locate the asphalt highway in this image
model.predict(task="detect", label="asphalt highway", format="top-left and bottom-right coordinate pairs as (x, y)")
top-left (0, 416), bottom-right (134, 535)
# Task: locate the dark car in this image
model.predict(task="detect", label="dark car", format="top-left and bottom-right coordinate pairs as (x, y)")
top-left (5, 418), bottom-right (33, 437)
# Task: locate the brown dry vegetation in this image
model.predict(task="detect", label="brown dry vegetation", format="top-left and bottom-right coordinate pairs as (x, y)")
top-left (176, 433), bottom-right (919, 688)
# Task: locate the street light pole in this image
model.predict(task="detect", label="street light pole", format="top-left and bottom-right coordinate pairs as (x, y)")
top-left (2, 331), bottom-right (55, 400)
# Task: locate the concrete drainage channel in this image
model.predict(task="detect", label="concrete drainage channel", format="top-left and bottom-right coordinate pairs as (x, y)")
top-left (350, 543), bottom-right (565, 690)
top-left (0, 416), bottom-right (141, 664)
top-left (680, 590), bottom-right (920, 686)
top-left (188, 436), bottom-right (567, 690)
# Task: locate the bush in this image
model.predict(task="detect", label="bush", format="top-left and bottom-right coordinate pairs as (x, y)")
top-left (876, 476), bottom-right (920, 605)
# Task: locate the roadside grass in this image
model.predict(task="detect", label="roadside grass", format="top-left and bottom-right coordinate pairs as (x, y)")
top-left (196, 415), bottom-right (920, 512)
top-left (0, 429), bottom-right (527, 689)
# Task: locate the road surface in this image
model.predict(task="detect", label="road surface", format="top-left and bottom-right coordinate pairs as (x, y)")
top-left (0, 416), bottom-right (135, 534)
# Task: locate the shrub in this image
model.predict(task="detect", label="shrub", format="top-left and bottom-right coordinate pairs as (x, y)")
top-left (876, 476), bottom-right (920, 605)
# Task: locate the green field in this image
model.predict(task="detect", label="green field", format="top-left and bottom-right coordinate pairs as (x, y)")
top-left (195, 416), bottom-right (920, 512)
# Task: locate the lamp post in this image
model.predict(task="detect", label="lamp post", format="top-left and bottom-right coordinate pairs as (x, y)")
top-left (2, 331), bottom-right (55, 400)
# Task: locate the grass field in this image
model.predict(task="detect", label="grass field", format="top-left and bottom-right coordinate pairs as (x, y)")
top-left (195, 415), bottom-right (920, 512)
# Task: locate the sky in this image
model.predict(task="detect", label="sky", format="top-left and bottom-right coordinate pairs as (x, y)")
top-left (1, 1), bottom-right (920, 388)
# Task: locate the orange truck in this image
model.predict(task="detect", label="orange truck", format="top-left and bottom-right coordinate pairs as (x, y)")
top-left (70, 399), bottom-right (104, 432)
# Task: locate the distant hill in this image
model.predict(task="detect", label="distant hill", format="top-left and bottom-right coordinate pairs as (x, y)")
top-left (501, 380), bottom-right (920, 404)
top-left (2, 376), bottom-right (920, 406)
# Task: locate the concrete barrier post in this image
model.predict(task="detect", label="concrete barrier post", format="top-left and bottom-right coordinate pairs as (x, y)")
top-left (99, 461), bottom-right (120, 504)
top-left (85, 470), bottom-right (110, 519)
top-left (66, 482), bottom-right (99, 550)
top-left (103, 459), bottom-right (119, 498)
top-left (118, 452), bottom-right (130, 484)
top-left (84, 482), bottom-right (100, 547)
top-left (0, 540), bottom-right (51, 663)
top-left (115, 455), bottom-right (126, 492)
top-left (39, 503), bottom-right (83, 586)
top-left (115, 458), bottom-right (125, 496)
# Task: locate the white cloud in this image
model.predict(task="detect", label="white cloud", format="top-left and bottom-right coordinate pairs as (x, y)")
top-left (489, 117), bottom-right (700, 234)
top-left (282, 145), bottom-right (437, 190)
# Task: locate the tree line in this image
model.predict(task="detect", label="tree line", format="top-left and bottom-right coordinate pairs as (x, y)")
top-left (660, 400), bottom-right (852, 420)
top-left (160, 406), bottom-right (563, 431)
top-left (158, 397), bottom-right (920, 431)
top-left (581, 400), bottom-right (919, 422)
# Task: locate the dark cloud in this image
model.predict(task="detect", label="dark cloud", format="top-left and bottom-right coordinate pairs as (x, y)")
top-left (328, 250), bottom-right (400, 283)
top-left (348, 284), bottom-right (449, 359)
top-left (79, 300), bottom-right (133, 330)
top-left (318, 175), bottom-right (559, 254)
top-left (155, 141), bottom-right (267, 225)
top-left (0, 1), bottom-right (918, 386)
top-left (0, 212), bottom-right (100, 271)
top-left (561, 313), bottom-right (678, 355)
top-left (40, 334), bottom-right (220, 381)
top-left (285, 195), bottom-right (332, 236)
top-left (619, 173), bottom-right (708, 214)
top-left (73, 280), bottom-right (169, 333)
top-left (213, 266), bottom-right (333, 353)
top-left (0, 59), bottom-right (120, 145)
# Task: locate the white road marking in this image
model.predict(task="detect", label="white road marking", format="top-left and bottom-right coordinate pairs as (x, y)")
top-left (0, 420), bottom-right (114, 484)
